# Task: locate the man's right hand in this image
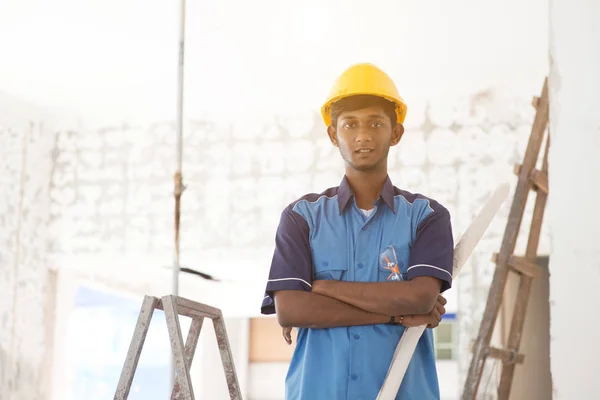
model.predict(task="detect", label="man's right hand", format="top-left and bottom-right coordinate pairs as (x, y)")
top-left (400, 294), bottom-right (447, 328)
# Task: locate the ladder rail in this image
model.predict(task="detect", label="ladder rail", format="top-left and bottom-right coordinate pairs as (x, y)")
top-left (163, 295), bottom-right (195, 400)
top-left (114, 295), bottom-right (159, 400)
top-left (170, 317), bottom-right (204, 400)
top-left (213, 315), bottom-right (244, 400)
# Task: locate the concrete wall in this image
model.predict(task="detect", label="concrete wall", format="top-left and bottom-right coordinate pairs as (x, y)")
top-left (548, 1), bottom-right (600, 398)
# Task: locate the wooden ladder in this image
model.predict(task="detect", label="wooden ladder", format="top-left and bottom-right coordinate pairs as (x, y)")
top-left (113, 295), bottom-right (242, 400)
top-left (461, 78), bottom-right (550, 399)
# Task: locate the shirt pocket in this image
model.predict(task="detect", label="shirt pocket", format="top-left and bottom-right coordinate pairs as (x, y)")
top-left (377, 244), bottom-right (410, 282)
top-left (312, 252), bottom-right (348, 281)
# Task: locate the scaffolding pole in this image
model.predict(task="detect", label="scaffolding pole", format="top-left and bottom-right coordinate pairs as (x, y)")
top-left (171, 0), bottom-right (187, 390)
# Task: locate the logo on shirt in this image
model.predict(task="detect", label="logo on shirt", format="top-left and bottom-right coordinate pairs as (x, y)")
top-left (379, 245), bottom-right (403, 281)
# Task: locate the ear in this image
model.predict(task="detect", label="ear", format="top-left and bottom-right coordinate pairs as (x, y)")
top-left (327, 125), bottom-right (339, 147)
top-left (390, 124), bottom-right (405, 146)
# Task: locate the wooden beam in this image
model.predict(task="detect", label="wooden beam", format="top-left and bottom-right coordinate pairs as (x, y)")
top-left (512, 164), bottom-right (548, 194)
top-left (487, 346), bottom-right (525, 364)
top-left (491, 253), bottom-right (542, 278)
top-left (530, 169), bottom-right (548, 194)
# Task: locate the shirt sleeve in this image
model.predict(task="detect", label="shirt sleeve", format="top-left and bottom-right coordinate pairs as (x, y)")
top-left (260, 207), bottom-right (313, 315)
top-left (407, 206), bottom-right (454, 292)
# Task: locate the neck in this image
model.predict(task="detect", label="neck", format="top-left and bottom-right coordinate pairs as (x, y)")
top-left (345, 167), bottom-right (388, 210)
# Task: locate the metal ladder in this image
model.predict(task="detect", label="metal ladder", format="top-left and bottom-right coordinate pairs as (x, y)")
top-left (113, 295), bottom-right (242, 400)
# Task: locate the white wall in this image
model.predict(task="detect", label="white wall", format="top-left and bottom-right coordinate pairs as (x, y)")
top-left (548, 1), bottom-right (600, 398)
top-left (0, 0), bottom-right (552, 398)
top-left (1, 0), bottom-right (547, 126)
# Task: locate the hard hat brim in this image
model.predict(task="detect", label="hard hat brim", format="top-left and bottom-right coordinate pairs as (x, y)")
top-left (321, 92), bottom-right (407, 127)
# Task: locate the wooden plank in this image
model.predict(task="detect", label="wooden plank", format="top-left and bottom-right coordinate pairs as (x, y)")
top-left (114, 296), bottom-right (159, 400)
top-left (170, 317), bottom-right (204, 400)
top-left (162, 295), bottom-right (195, 400)
top-left (530, 169), bottom-right (548, 194)
top-left (491, 253), bottom-right (542, 278)
top-left (496, 133), bottom-right (550, 399)
top-left (213, 316), bottom-right (243, 399)
top-left (155, 296), bottom-right (221, 320)
top-left (462, 78), bottom-right (550, 400)
top-left (513, 163), bottom-right (522, 176)
top-left (509, 256), bottom-right (542, 278)
top-left (487, 346), bottom-right (525, 364)
top-left (512, 164), bottom-right (548, 194)
top-left (175, 296), bottom-right (223, 318)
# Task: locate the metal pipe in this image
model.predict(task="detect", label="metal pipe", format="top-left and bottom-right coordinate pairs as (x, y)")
top-left (171, 0), bottom-right (187, 389)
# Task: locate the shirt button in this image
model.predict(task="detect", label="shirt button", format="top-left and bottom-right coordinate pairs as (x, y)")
top-left (351, 374), bottom-right (358, 381)
top-left (357, 263), bottom-right (364, 269)
top-left (353, 334), bottom-right (360, 340)
top-left (361, 227), bottom-right (367, 231)
top-left (323, 261), bottom-right (329, 266)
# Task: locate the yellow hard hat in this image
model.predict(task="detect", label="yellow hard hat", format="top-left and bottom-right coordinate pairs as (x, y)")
top-left (321, 63), bottom-right (407, 127)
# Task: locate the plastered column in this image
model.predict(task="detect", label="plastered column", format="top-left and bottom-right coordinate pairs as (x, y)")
top-left (548, 1), bottom-right (600, 398)
top-left (0, 121), bottom-right (56, 400)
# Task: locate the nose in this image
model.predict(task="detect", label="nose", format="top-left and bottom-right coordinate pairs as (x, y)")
top-left (355, 126), bottom-right (373, 143)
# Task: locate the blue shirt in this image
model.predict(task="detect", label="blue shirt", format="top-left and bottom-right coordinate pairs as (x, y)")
top-left (261, 175), bottom-right (454, 400)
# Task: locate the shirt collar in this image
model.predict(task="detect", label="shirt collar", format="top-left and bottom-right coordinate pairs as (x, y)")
top-left (337, 175), bottom-right (396, 214)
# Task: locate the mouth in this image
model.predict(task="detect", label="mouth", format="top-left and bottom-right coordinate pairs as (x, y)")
top-left (355, 148), bottom-right (374, 154)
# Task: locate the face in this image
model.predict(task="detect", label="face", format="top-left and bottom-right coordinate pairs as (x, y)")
top-left (327, 105), bottom-right (404, 173)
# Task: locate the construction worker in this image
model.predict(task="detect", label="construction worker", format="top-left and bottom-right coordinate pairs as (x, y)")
top-left (260, 63), bottom-right (453, 400)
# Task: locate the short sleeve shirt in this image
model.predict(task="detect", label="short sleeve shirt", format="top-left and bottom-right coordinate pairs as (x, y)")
top-left (261, 175), bottom-right (454, 400)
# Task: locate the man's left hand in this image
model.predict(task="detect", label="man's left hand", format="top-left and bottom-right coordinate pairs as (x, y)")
top-left (401, 296), bottom-right (447, 328)
top-left (282, 326), bottom-right (293, 345)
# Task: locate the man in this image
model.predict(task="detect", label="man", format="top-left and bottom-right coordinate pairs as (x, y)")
top-left (260, 63), bottom-right (454, 400)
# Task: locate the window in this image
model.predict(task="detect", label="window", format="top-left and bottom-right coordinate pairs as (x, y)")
top-left (433, 319), bottom-right (457, 360)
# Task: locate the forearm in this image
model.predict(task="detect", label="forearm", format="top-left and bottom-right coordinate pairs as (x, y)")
top-left (274, 290), bottom-right (391, 329)
top-left (312, 279), bottom-right (437, 316)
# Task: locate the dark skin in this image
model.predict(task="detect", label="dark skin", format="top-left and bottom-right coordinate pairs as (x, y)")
top-left (276, 104), bottom-right (447, 344)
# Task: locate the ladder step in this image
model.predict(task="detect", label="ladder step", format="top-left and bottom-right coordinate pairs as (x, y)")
top-left (486, 346), bottom-right (525, 364)
top-left (513, 164), bottom-right (548, 194)
top-left (530, 169), bottom-right (548, 194)
top-left (491, 253), bottom-right (542, 278)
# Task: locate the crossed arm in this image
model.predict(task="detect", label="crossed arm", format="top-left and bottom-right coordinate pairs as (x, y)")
top-left (263, 206), bottom-right (453, 339)
top-left (274, 275), bottom-right (445, 330)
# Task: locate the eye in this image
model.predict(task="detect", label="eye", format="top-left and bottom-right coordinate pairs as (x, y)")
top-left (343, 122), bottom-right (357, 129)
top-left (371, 122), bottom-right (384, 128)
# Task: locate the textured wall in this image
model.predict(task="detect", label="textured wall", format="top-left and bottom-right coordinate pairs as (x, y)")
top-left (0, 122), bottom-right (56, 400)
top-left (1, 88), bottom-right (550, 398)
top-left (47, 90), bottom-right (549, 389)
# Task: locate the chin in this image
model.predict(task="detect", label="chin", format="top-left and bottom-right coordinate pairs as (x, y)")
top-left (349, 162), bottom-right (381, 172)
